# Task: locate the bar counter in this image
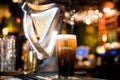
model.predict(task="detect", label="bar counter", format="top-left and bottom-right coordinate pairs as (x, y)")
top-left (0, 72), bottom-right (106, 80)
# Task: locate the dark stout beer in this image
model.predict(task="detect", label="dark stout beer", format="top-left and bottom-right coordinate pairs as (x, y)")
top-left (56, 34), bottom-right (77, 78)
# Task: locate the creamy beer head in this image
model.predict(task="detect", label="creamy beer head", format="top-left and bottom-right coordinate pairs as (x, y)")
top-left (57, 34), bottom-right (76, 40)
top-left (56, 34), bottom-right (77, 52)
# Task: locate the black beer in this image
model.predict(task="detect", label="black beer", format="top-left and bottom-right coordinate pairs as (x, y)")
top-left (56, 34), bottom-right (77, 78)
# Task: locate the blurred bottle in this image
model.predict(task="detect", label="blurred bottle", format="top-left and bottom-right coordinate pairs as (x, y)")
top-left (22, 39), bottom-right (38, 73)
top-left (0, 36), bottom-right (4, 71)
top-left (0, 35), bottom-right (16, 72)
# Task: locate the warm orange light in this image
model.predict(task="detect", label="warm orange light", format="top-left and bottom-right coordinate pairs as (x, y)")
top-left (102, 1), bottom-right (115, 9)
top-left (96, 46), bottom-right (105, 54)
top-left (102, 34), bottom-right (107, 42)
top-left (12, 0), bottom-right (22, 3)
top-left (12, 0), bottom-right (18, 3)
top-left (16, 18), bottom-right (21, 23)
top-left (2, 27), bottom-right (8, 36)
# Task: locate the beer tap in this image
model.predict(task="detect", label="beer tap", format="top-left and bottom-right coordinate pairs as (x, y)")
top-left (69, 0), bottom-right (75, 34)
top-left (63, 0), bottom-right (75, 34)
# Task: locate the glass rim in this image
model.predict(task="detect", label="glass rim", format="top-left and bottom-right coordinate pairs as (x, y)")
top-left (57, 34), bottom-right (76, 39)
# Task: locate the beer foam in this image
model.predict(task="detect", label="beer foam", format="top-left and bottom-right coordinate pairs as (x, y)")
top-left (57, 34), bottom-right (76, 39)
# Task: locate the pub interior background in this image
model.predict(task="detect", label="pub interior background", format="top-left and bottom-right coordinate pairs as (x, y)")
top-left (0, 0), bottom-right (120, 80)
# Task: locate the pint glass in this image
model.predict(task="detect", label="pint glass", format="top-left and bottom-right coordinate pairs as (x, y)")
top-left (56, 34), bottom-right (77, 78)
